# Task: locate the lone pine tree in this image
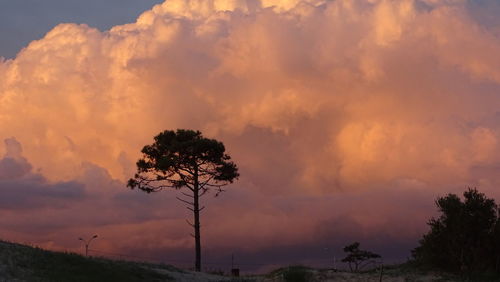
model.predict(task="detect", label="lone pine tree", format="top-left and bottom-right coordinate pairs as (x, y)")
top-left (128, 129), bottom-right (239, 271)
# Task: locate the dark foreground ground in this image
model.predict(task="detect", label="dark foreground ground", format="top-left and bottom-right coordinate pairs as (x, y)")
top-left (0, 240), bottom-right (492, 282)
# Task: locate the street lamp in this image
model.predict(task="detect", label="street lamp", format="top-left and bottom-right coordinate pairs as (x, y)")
top-left (78, 234), bottom-right (98, 257)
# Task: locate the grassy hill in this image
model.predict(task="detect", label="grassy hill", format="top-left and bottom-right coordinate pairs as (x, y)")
top-left (0, 240), bottom-right (260, 282)
top-left (0, 240), bottom-right (176, 282)
top-left (0, 240), bottom-right (477, 282)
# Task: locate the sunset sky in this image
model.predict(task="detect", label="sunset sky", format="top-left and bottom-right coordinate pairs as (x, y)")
top-left (1, 0), bottom-right (500, 271)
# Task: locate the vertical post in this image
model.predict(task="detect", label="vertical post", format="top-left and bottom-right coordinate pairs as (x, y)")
top-left (231, 253), bottom-right (239, 277)
top-left (378, 264), bottom-right (384, 282)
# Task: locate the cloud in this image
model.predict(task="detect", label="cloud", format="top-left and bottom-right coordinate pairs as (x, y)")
top-left (0, 138), bottom-right (32, 179)
top-left (1, 0), bottom-right (500, 268)
top-left (0, 138), bottom-right (85, 209)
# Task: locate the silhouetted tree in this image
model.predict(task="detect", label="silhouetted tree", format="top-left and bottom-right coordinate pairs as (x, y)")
top-left (341, 242), bottom-right (381, 272)
top-left (128, 129), bottom-right (239, 271)
top-left (413, 188), bottom-right (499, 274)
top-left (493, 215), bottom-right (500, 272)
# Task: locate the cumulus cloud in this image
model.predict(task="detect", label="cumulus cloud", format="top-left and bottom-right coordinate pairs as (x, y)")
top-left (1, 0), bottom-right (500, 267)
top-left (0, 138), bottom-right (32, 179)
top-left (0, 138), bottom-right (85, 209)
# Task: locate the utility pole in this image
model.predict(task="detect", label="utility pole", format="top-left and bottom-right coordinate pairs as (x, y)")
top-left (378, 258), bottom-right (384, 282)
top-left (231, 253), bottom-right (239, 277)
top-left (78, 234), bottom-right (98, 257)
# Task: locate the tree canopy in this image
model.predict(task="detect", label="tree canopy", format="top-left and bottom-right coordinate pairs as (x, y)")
top-left (128, 129), bottom-right (239, 194)
top-left (413, 188), bottom-right (500, 274)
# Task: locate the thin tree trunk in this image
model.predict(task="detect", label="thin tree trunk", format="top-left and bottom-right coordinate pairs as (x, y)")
top-left (194, 169), bottom-right (201, 272)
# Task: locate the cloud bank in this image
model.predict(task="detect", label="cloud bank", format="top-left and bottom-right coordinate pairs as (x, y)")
top-left (1, 0), bottom-right (500, 269)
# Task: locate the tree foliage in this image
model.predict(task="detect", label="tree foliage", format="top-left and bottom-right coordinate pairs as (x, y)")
top-left (127, 129), bottom-right (239, 271)
top-left (341, 242), bottom-right (381, 272)
top-left (413, 188), bottom-right (500, 274)
top-left (128, 129), bottom-right (239, 193)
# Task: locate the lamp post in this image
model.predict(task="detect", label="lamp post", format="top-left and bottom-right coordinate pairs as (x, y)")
top-left (79, 234), bottom-right (98, 257)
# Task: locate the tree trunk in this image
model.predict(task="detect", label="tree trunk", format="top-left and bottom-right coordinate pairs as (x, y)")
top-left (194, 169), bottom-right (201, 272)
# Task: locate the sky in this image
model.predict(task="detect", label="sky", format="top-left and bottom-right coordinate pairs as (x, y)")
top-left (0, 0), bottom-right (163, 59)
top-left (1, 0), bottom-right (500, 272)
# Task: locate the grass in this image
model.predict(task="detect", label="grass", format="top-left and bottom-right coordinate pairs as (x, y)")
top-left (0, 240), bottom-right (173, 282)
top-left (374, 261), bottom-right (500, 282)
top-left (267, 265), bottom-right (314, 282)
top-left (3, 240), bottom-right (497, 282)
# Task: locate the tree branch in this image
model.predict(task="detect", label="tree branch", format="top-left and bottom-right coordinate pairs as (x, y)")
top-left (199, 188), bottom-right (209, 197)
top-left (215, 187), bottom-right (226, 197)
top-left (176, 197), bottom-right (194, 206)
top-left (181, 191), bottom-right (194, 198)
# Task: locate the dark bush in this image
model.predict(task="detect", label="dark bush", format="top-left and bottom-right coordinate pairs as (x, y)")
top-left (282, 266), bottom-right (313, 282)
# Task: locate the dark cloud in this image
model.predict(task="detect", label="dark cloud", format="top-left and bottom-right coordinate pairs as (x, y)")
top-left (0, 138), bottom-right (32, 179)
top-left (0, 138), bottom-right (85, 209)
top-left (0, 177), bottom-right (85, 209)
top-left (0, 157), bottom-right (31, 180)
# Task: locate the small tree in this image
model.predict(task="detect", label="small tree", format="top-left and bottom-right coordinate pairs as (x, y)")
top-left (128, 129), bottom-right (239, 271)
top-left (413, 188), bottom-right (499, 273)
top-left (341, 242), bottom-right (381, 272)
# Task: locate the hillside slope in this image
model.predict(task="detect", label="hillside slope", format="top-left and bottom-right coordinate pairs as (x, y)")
top-left (0, 240), bottom-right (265, 281)
top-left (0, 240), bottom-right (176, 281)
top-left (0, 241), bottom-right (468, 282)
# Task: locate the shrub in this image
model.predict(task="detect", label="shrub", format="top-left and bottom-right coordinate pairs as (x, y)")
top-left (282, 266), bottom-right (313, 282)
